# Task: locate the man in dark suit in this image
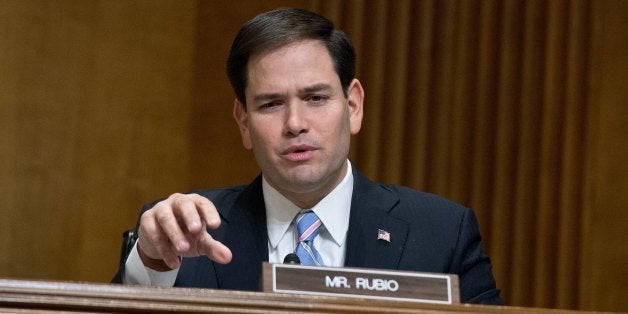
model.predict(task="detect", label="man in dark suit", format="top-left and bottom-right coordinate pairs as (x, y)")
top-left (113, 8), bottom-right (502, 305)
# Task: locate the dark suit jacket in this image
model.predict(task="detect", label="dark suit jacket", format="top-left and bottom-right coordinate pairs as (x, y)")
top-left (113, 168), bottom-right (502, 305)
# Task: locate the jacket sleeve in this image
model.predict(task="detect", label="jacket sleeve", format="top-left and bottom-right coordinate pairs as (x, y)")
top-left (450, 208), bottom-right (503, 305)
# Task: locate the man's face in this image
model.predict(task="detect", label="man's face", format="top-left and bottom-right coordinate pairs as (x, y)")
top-left (233, 40), bottom-right (363, 207)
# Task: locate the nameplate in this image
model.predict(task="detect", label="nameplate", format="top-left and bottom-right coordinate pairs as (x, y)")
top-left (261, 263), bottom-right (459, 304)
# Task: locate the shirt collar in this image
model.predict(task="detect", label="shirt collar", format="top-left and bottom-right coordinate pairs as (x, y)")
top-left (264, 160), bottom-right (354, 249)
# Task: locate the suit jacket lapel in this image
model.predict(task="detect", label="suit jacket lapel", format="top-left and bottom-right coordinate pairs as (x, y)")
top-left (344, 170), bottom-right (409, 270)
top-left (213, 175), bottom-right (268, 290)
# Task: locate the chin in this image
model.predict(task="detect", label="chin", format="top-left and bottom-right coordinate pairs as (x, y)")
top-left (280, 171), bottom-right (325, 189)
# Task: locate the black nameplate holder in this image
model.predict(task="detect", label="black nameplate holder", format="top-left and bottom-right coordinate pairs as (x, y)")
top-left (261, 263), bottom-right (460, 304)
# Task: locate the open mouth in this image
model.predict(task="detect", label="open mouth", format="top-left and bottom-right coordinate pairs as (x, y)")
top-left (283, 145), bottom-right (316, 161)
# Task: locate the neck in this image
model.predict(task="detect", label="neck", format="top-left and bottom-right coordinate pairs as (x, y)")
top-left (267, 161), bottom-right (349, 209)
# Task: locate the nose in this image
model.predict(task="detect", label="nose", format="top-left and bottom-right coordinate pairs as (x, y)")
top-left (284, 102), bottom-right (308, 137)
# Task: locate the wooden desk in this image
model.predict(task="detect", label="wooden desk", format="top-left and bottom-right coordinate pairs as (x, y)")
top-left (0, 278), bottom-right (593, 313)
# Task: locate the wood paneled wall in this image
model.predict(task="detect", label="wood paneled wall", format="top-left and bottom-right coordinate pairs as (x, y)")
top-left (0, 0), bottom-right (199, 281)
top-left (0, 1), bottom-right (626, 312)
top-left (321, 0), bottom-right (592, 310)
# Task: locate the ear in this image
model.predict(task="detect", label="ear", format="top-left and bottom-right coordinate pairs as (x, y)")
top-left (233, 99), bottom-right (252, 150)
top-left (346, 79), bottom-right (364, 135)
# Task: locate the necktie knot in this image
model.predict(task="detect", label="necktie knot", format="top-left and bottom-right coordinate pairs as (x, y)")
top-left (297, 211), bottom-right (321, 242)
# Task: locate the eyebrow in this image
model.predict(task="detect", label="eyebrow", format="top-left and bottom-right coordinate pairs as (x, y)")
top-left (301, 83), bottom-right (333, 94)
top-left (251, 83), bottom-right (334, 102)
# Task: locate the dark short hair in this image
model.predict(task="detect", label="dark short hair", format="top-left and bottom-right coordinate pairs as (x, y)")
top-left (226, 8), bottom-right (356, 107)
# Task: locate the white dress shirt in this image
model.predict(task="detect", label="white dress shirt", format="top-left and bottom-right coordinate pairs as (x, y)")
top-left (124, 160), bottom-right (354, 286)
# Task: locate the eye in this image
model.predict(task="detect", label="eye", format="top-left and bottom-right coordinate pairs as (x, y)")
top-left (258, 101), bottom-right (281, 110)
top-left (307, 94), bottom-right (328, 104)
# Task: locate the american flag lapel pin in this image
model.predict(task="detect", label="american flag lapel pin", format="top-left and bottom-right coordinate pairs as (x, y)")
top-left (377, 229), bottom-right (391, 242)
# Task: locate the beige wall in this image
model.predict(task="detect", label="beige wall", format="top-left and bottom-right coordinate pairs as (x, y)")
top-left (0, 1), bottom-right (626, 312)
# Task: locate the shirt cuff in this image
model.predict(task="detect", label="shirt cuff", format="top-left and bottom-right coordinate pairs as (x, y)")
top-left (123, 242), bottom-right (179, 287)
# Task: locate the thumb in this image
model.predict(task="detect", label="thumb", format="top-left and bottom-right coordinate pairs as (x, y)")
top-left (197, 232), bottom-right (233, 264)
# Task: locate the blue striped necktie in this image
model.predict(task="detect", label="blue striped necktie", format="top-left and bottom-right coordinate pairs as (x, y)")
top-left (295, 211), bottom-right (324, 266)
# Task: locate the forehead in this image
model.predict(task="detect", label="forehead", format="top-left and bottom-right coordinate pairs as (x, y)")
top-left (245, 40), bottom-right (338, 89)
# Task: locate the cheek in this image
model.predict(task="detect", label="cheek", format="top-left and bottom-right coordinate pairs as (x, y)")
top-left (331, 109), bottom-right (352, 136)
top-left (319, 116), bottom-right (351, 149)
top-left (248, 123), bottom-right (276, 150)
